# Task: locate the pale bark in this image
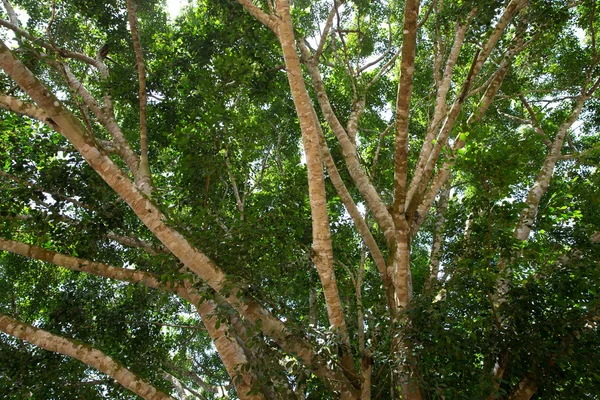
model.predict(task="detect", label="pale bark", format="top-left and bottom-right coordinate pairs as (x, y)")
top-left (0, 237), bottom-right (187, 297)
top-left (413, 54), bottom-right (513, 232)
top-left (357, 247), bottom-right (372, 400)
top-left (404, 12), bottom-right (472, 214)
top-left (314, 1), bottom-right (340, 60)
top-left (273, 0), bottom-right (351, 361)
top-left (225, 151), bottom-right (245, 220)
top-left (299, 41), bottom-right (396, 247)
top-left (518, 95), bottom-right (553, 147)
top-left (165, 362), bottom-right (219, 395)
top-left (407, 0), bottom-right (527, 216)
top-left (514, 95), bottom-right (587, 241)
top-left (187, 293), bottom-right (265, 400)
top-left (236, 0), bottom-right (278, 33)
top-left (162, 372), bottom-right (193, 400)
top-left (0, 313), bottom-right (177, 400)
top-left (1, 0), bottom-right (19, 26)
top-left (0, 18), bottom-right (98, 66)
top-left (360, 350), bottom-right (372, 400)
top-left (312, 109), bottom-right (393, 308)
top-left (0, 38), bottom-right (354, 395)
top-left (106, 232), bottom-right (169, 256)
top-left (0, 94), bottom-right (51, 123)
top-left (426, 182), bottom-right (451, 288)
top-left (59, 64), bottom-right (147, 191)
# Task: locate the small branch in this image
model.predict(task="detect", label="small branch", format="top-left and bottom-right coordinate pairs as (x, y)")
top-left (164, 361), bottom-right (219, 394)
top-left (224, 148), bottom-right (244, 220)
top-left (370, 122), bottom-right (395, 177)
top-left (424, 182), bottom-right (450, 289)
top-left (314, 1), bottom-right (341, 60)
top-left (405, 11), bottom-right (474, 212)
top-left (519, 95), bottom-right (553, 148)
top-left (126, 0), bottom-right (152, 190)
top-left (1, 0), bottom-right (19, 26)
top-left (0, 170), bottom-right (89, 210)
top-left (591, 0), bottom-right (597, 60)
top-left (365, 48), bottom-right (401, 90)
top-left (334, 7), bottom-right (357, 99)
top-left (0, 237), bottom-right (187, 297)
top-left (417, 0), bottom-right (438, 29)
top-left (106, 232), bottom-right (169, 256)
top-left (0, 19), bottom-right (100, 67)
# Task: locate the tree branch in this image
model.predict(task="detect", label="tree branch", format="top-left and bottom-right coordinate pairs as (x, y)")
top-left (126, 0), bottom-right (152, 192)
top-left (0, 18), bottom-right (100, 67)
top-left (0, 313), bottom-right (177, 400)
top-left (298, 41), bottom-right (396, 248)
top-left (0, 237), bottom-right (187, 297)
top-left (236, 0), bottom-right (279, 33)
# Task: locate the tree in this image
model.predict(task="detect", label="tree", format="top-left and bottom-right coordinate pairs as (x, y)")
top-left (1, 0), bottom-right (599, 398)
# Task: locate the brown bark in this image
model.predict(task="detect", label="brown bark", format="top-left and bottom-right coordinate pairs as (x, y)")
top-left (0, 38), bottom-right (354, 395)
top-left (391, 0), bottom-right (420, 217)
top-left (126, 0), bottom-right (152, 190)
top-left (507, 377), bottom-right (537, 400)
top-left (0, 313), bottom-right (177, 400)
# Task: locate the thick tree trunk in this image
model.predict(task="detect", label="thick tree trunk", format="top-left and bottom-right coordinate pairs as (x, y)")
top-left (0, 314), bottom-right (177, 400)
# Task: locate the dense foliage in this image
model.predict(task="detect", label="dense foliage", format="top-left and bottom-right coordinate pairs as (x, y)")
top-left (0, 0), bottom-right (599, 399)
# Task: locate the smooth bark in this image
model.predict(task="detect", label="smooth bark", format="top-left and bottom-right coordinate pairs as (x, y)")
top-left (0, 314), bottom-right (177, 400)
top-left (272, 1), bottom-right (356, 390)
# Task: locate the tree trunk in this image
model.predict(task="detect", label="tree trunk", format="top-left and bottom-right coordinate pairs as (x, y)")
top-left (273, 0), bottom-right (358, 394)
